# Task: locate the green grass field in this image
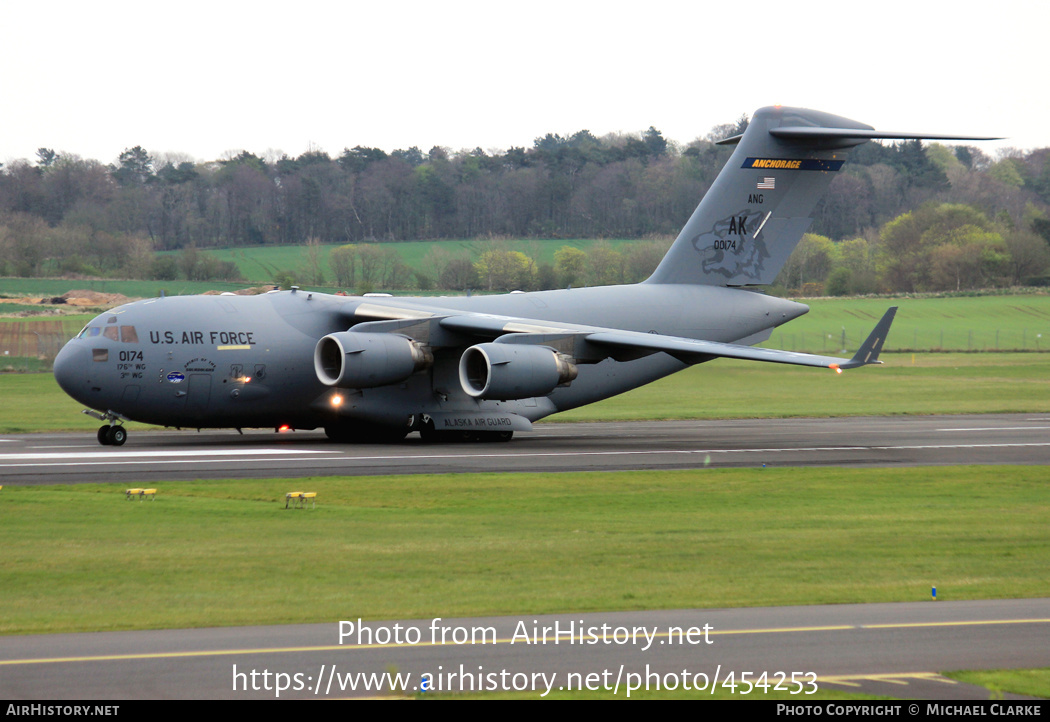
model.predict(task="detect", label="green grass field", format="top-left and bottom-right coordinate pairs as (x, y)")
top-left (209, 238), bottom-right (640, 285)
top-left (946, 669), bottom-right (1050, 699)
top-left (0, 239), bottom-right (635, 299)
top-left (768, 295), bottom-right (1050, 352)
top-left (1, 466), bottom-right (1047, 636)
top-left (0, 276), bottom-right (253, 299)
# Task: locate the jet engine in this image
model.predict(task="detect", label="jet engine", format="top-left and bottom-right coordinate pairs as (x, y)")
top-left (459, 343), bottom-right (577, 400)
top-left (314, 332), bottom-right (433, 388)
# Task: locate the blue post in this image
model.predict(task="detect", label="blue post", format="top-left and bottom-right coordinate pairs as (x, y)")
top-left (932, 586), bottom-right (937, 601)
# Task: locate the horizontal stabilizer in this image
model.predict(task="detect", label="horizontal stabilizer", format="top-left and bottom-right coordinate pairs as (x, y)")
top-left (770, 127), bottom-right (1002, 144)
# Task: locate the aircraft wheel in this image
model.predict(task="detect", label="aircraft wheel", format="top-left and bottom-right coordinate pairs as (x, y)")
top-left (106, 426), bottom-right (128, 446)
top-left (97, 425), bottom-right (112, 446)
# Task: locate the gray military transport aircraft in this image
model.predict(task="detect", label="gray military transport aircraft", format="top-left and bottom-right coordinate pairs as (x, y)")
top-left (53, 106), bottom-right (997, 446)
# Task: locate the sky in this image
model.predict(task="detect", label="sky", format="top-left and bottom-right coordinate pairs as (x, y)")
top-left (2, 0), bottom-right (1046, 168)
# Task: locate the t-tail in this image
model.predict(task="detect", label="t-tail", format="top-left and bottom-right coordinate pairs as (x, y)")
top-left (647, 106), bottom-right (1000, 287)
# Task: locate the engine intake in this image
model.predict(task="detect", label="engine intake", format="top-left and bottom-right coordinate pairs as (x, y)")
top-left (459, 343), bottom-right (577, 400)
top-left (314, 331), bottom-right (432, 388)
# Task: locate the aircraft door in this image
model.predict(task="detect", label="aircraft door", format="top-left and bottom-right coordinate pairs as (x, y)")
top-left (187, 374), bottom-right (212, 417)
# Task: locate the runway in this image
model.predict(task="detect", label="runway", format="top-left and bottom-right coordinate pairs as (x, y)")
top-left (1, 600), bottom-right (1047, 699)
top-left (2, 413), bottom-right (1050, 484)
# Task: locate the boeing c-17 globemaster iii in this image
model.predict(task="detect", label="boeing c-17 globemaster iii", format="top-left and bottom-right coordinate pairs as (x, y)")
top-left (52, 107), bottom-right (998, 446)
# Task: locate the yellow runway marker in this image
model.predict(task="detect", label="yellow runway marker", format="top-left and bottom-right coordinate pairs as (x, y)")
top-left (862, 618), bottom-right (1050, 630)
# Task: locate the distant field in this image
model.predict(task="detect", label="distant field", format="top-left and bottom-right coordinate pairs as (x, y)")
top-left (767, 295), bottom-right (1050, 352)
top-left (208, 238), bottom-right (642, 286)
top-left (0, 276), bottom-right (252, 298)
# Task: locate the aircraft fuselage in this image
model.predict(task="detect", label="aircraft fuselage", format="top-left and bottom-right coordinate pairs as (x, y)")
top-left (53, 284), bottom-right (807, 433)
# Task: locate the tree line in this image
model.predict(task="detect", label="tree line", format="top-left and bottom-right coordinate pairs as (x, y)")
top-left (1, 114), bottom-right (1049, 295)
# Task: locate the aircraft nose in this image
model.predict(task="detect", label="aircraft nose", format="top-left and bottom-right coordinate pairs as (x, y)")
top-left (53, 341), bottom-right (91, 403)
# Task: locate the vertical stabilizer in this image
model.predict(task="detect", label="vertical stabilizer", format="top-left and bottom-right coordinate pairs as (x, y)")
top-left (647, 106), bottom-right (870, 286)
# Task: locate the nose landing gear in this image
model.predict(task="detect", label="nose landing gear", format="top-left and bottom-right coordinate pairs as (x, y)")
top-left (83, 409), bottom-right (128, 446)
top-left (96, 424), bottom-right (127, 446)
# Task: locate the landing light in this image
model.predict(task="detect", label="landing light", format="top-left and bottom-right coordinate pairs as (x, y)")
top-left (830, 364), bottom-right (842, 374)
top-left (331, 394), bottom-right (344, 407)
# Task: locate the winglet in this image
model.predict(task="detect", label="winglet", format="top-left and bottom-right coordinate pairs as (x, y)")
top-left (840, 307), bottom-right (897, 369)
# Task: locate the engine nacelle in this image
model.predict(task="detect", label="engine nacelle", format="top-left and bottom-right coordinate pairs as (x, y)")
top-left (314, 331), bottom-right (432, 388)
top-left (459, 343), bottom-right (578, 400)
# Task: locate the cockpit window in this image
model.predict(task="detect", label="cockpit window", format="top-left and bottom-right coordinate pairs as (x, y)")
top-left (80, 324), bottom-right (137, 342)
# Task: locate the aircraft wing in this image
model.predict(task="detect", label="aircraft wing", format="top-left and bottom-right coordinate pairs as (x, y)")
top-left (431, 305), bottom-right (898, 371)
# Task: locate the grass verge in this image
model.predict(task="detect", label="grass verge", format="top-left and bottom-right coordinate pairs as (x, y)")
top-left (1, 466), bottom-right (1047, 636)
top-left (945, 669), bottom-right (1050, 699)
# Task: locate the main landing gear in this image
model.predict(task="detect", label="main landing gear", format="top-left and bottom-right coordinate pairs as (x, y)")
top-left (83, 409), bottom-right (128, 446)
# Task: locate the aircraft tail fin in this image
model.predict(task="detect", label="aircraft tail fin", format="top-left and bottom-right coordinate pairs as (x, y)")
top-left (646, 106), bottom-right (999, 287)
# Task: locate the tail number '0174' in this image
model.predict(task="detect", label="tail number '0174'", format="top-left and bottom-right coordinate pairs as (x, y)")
top-left (119, 350), bottom-right (144, 362)
top-left (712, 239), bottom-right (737, 251)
